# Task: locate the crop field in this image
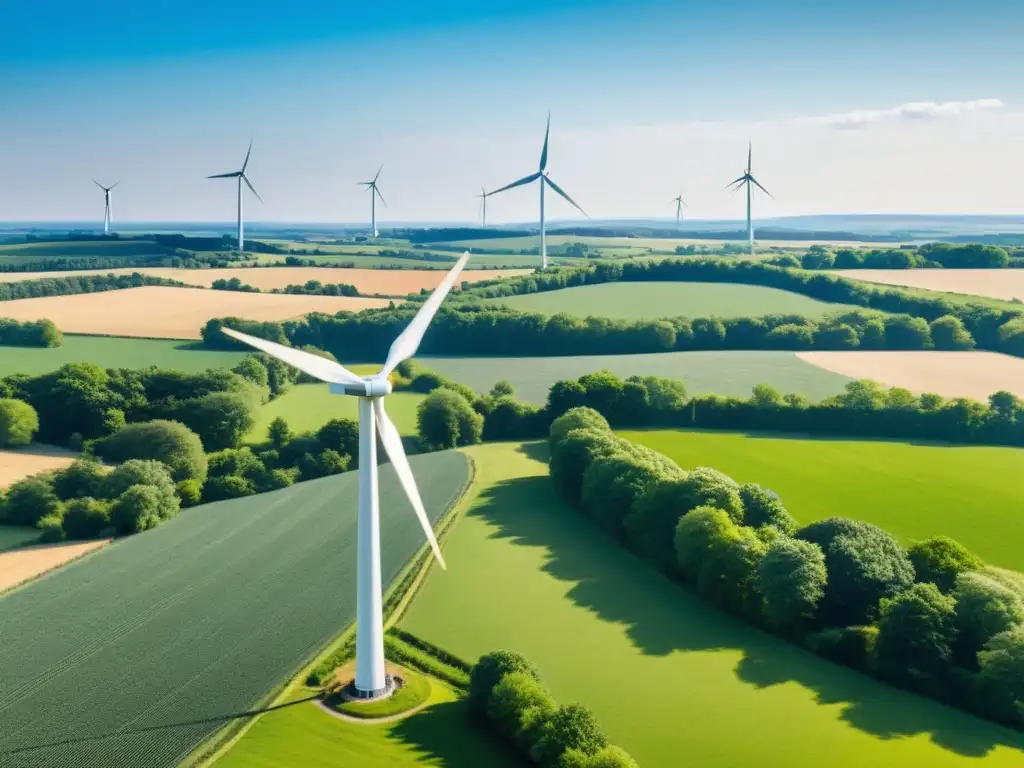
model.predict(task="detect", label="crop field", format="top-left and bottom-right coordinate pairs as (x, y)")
top-left (0, 526), bottom-right (41, 552)
top-left (624, 428), bottom-right (1024, 572)
top-left (0, 539), bottom-right (111, 593)
top-left (0, 335), bottom-right (246, 376)
top-left (0, 450), bottom-right (469, 768)
top-left (0, 445), bottom-right (79, 489)
top-left (0, 240), bottom-right (167, 261)
top-left (0, 286), bottom-right (392, 340)
top-left (247, 383), bottom-right (425, 442)
top-left (401, 442), bottom-right (1024, 767)
top-left (441, 234), bottom-right (890, 253)
top-left (497, 281), bottom-right (858, 320)
top-left (420, 350), bottom-right (853, 403)
top-left (797, 351), bottom-right (1024, 400)
top-left (832, 269), bottom-right (1024, 302)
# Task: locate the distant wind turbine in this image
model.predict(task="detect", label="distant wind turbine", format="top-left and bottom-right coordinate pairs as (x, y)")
top-left (488, 114), bottom-right (587, 268)
top-left (207, 140), bottom-right (262, 255)
top-left (94, 181), bottom-right (119, 235)
top-left (671, 192), bottom-right (687, 226)
top-left (476, 185), bottom-right (488, 227)
top-left (360, 166), bottom-right (386, 238)
top-left (726, 141), bottom-right (772, 254)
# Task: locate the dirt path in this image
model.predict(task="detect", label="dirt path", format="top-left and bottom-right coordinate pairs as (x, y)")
top-left (312, 697), bottom-right (431, 725)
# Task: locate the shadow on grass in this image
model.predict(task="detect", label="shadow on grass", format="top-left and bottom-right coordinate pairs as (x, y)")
top-left (390, 698), bottom-right (526, 767)
top-left (470, 445), bottom-right (1024, 760)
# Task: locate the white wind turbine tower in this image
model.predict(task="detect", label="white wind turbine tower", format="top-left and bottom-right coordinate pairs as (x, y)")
top-left (220, 252), bottom-right (470, 699)
top-left (488, 115), bottom-right (587, 268)
top-left (476, 185), bottom-right (488, 227)
top-left (94, 181), bottom-right (119, 235)
top-left (726, 141), bottom-right (772, 254)
top-left (360, 166), bottom-right (386, 238)
top-left (671, 191), bottom-right (687, 226)
top-left (207, 140), bottom-right (263, 254)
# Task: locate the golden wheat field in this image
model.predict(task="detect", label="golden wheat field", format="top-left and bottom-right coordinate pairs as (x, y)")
top-left (831, 269), bottom-right (1024, 301)
top-left (798, 350), bottom-right (1024, 400)
top-left (0, 539), bottom-right (111, 592)
top-left (0, 267), bottom-right (531, 295)
top-left (0, 286), bottom-right (391, 339)
top-left (0, 446), bottom-right (78, 489)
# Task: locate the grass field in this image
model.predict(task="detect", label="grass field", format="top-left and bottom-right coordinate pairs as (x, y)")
top-left (0, 240), bottom-right (167, 260)
top-left (401, 442), bottom-right (1024, 767)
top-left (247, 384), bottom-right (425, 442)
top-left (420, 350), bottom-right (853, 403)
top-left (0, 286), bottom-right (392, 340)
top-left (0, 335), bottom-right (246, 376)
top-left (497, 281), bottom-right (859, 320)
top-left (0, 525), bottom-right (40, 552)
top-left (0, 450), bottom-right (469, 768)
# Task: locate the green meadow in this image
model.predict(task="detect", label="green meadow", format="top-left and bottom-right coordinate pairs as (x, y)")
top-left (401, 442), bottom-right (1024, 768)
top-left (498, 281), bottom-right (858, 320)
top-left (0, 525), bottom-right (40, 551)
top-left (622, 428), bottom-right (1024, 572)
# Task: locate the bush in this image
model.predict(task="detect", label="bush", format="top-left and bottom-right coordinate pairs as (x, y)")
top-left (316, 418), bottom-right (359, 459)
top-left (549, 428), bottom-right (622, 506)
top-left (110, 484), bottom-right (164, 534)
top-left (674, 506), bottom-right (738, 581)
top-left (267, 416), bottom-right (291, 448)
top-left (417, 388), bottom-right (483, 450)
top-left (4, 475), bottom-right (61, 526)
top-left (930, 316), bottom-right (976, 350)
top-left (558, 746), bottom-right (639, 768)
top-left (61, 497), bottom-right (111, 539)
top-left (469, 650), bottom-right (542, 714)
top-left (52, 459), bottom-right (106, 500)
top-left (92, 420), bottom-right (208, 483)
top-left (806, 625), bottom-right (878, 669)
top-left (548, 407), bottom-right (610, 448)
top-left (174, 391), bottom-right (258, 451)
top-left (488, 671), bottom-right (556, 746)
top-left (0, 398), bottom-right (38, 447)
top-left (202, 474), bottom-right (256, 502)
top-left (951, 572), bottom-right (1024, 668)
top-left (696, 524), bottom-right (767, 614)
top-left (580, 450), bottom-right (681, 536)
top-left (531, 704), bottom-right (608, 767)
top-left (758, 538), bottom-right (828, 629)
top-left (872, 582), bottom-right (956, 684)
top-left (739, 483), bottom-right (796, 533)
top-left (103, 459), bottom-right (176, 500)
top-left (36, 513), bottom-right (65, 543)
top-left (175, 479), bottom-right (203, 507)
top-left (977, 625), bottom-right (1024, 726)
top-left (908, 536), bottom-right (983, 593)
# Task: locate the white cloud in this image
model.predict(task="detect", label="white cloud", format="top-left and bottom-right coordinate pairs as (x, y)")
top-left (819, 98), bottom-right (1004, 130)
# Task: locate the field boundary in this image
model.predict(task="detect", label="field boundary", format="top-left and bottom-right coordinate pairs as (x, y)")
top-left (184, 452), bottom-right (479, 768)
top-left (0, 538), bottom-right (115, 597)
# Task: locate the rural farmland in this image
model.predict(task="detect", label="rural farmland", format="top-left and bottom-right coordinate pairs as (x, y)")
top-left (497, 281), bottom-right (859, 319)
top-left (0, 450), bottom-right (469, 768)
top-left (0, 286), bottom-right (392, 339)
top-left (0, 539), bottom-right (110, 593)
top-left (0, 445), bottom-right (78, 489)
top-left (833, 269), bottom-right (1024, 302)
top-left (402, 442), bottom-right (1024, 768)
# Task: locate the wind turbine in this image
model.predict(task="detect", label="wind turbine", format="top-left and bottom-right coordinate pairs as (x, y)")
top-left (488, 115), bottom-right (587, 268)
top-left (671, 191), bottom-right (687, 226)
top-left (220, 252), bottom-right (470, 699)
top-left (476, 185), bottom-right (488, 227)
top-left (360, 166), bottom-right (386, 238)
top-left (207, 140), bottom-right (262, 254)
top-left (94, 181), bottom-right (119, 235)
top-left (726, 141), bottom-right (772, 254)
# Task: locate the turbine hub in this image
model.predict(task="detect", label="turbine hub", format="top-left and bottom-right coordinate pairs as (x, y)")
top-left (330, 377), bottom-right (393, 397)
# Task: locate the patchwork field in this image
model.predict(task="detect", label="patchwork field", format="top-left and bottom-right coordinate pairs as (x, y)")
top-left (247, 383), bottom-right (425, 442)
top-left (0, 335), bottom-right (247, 376)
top-left (401, 442), bottom-right (1024, 768)
top-left (0, 286), bottom-right (391, 340)
top-left (0, 539), bottom-right (111, 593)
top-left (0, 445), bottom-right (78, 489)
top-left (443, 234), bottom-right (889, 252)
top-left (833, 269), bottom-right (1024, 302)
top-left (0, 267), bottom-right (531, 295)
top-left (797, 351), bottom-right (1024, 400)
top-left (497, 281), bottom-right (858, 320)
top-left (624, 428), bottom-right (1024, 572)
top-left (0, 450), bottom-right (469, 768)
top-left (421, 350), bottom-right (853, 403)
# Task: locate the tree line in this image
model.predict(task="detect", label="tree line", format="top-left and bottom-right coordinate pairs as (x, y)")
top-left (0, 318), bottom-right (62, 347)
top-left (549, 409), bottom-right (1024, 731)
top-left (768, 243), bottom-right (1015, 271)
top-left (0, 272), bottom-right (188, 302)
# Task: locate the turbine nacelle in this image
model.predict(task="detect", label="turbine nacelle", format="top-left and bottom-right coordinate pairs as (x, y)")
top-left (328, 378), bottom-right (394, 398)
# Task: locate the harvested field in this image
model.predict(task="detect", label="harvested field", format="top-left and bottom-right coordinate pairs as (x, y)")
top-left (798, 351), bottom-right (1024, 400)
top-left (0, 286), bottom-right (390, 339)
top-left (833, 269), bottom-right (1024, 301)
top-left (0, 267), bottom-right (531, 295)
top-left (0, 539), bottom-right (110, 592)
top-left (0, 445), bottom-right (78, 489)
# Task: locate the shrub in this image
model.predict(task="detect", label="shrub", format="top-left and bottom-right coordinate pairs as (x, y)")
top-left (102, 459), bottom-right (176, 500)
top-left (36, 513), bottom-right (64, 543)
top-left (52, 459), bottom-right (106, 500)
top-left (92, 420), bottom-right (208, 483)
top-left (4, 475), bottom-right (61, 526)
top-left (696, 524), bottom-right (767, 614)
top-left (202, 474), bottom-right (256, 502)
top-left (580, 451), bottom-right (681, 536)
top-left (175, 479), bottom-right (203, 507)
top-left (490, 380), bottom-right (516, 398)
top-left (758, 538), bottom-right (828, 629)
top-left (558, 746), bottom-right (639, 768)
top-left (61, 497), bottom-right (111, 539)
top-left (951, 572), bottom-right (1024, 668)
top-left (908, 536), bottom-right (983, 593)
top-left (487, 671), bottom-right (556, 746)
top-left (549, 428), bottom-right (622, 506)
top-left (548, 407), bottom-right (610, 449)
top-left (267, 416), bottom-right (291, 448)
top-left (316, 418), bottom-right (359, 459)
top-left (739, 483), bottom-right (796, 533)
top-left (417, 388), bottom-right (483, 450)
top-left (930, 315), bottom-right (976, 350)
top-left (110, 484), bottom-right (164, 534)
top-left (872, 582), bottom-right (956, 685)
top-left (674, 506), bottom-right (738, 582)
top-left (977, 625), bottom-right (1024, 726)
top-left (0, 398), bottom-right (38, 447)
top-left (175, 391), bottom-right (258, 451)
top-left (469, 650), bottom-right (542, 714)
top-left (806, 625), bottom-right (878, 669)
top-left (531, 704), bottom-right (608, 767)
top-left (208, 447), bottom-right (264, 479)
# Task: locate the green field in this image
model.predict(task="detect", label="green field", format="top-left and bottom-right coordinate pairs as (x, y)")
top-left (215, 682), bottom-right (522, 767)
top-left (247, 383), bottom-right (425, 442)
top-left (401, 442), bottom-right (1024, 767)
top-left (0, 335), bottom-right (247, 376)
top-left (420, 350), bottom-right (853, 403)
top-left (0, 450), bottom-right (469, 768)
top-left (498, 281), bottom-right (858, 320)
top-left (0, 240), bottom-right (168, 261)
top-left (0, 525), bottom-right (39, 551)
top-left (623, 428), bottom-right (1024, 572)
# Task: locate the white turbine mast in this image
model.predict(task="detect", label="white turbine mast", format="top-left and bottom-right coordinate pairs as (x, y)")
top-left (94, 180), bottom-right (119, 235)
top-left (207, 140), bottom-right (263, 255)
top-left (488, 114), bottom-right (587, 268)
top-left (670, 191), bottom-right (687, 226)
top-left (726, 141), bottom-right (773, 254)
top-left (360, 166), bottom-right (386, 238)
top-left (220, 251), bottom-right (470, 699)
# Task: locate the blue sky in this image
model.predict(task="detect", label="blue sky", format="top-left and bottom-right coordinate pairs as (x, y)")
top-left (2, 0), bottom-right (1023, 224)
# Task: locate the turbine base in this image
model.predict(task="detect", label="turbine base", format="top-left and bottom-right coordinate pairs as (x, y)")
top-left (349, 674), bottom-right (395, 701)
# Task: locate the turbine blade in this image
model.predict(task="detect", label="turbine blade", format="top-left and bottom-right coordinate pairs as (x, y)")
top-left (544, 176), bottom-right (587, 218)
top-left (242, 139), bottom-right (253, 173)
top-left (93, 180), bottom-right (104, 190)
top-left (375, 185), bottom-right (387, 208)
top-left (727, 174), bottom-right (746, 188)
top-left (243, 175), bottom-right (263, 203)
top-left (220, 328), bottom-right (363, 386)
top-left (539, 112), bottom-right (551, 172)
top-left (374, 164), bottom-right (383, 183)
top-left (489, 172), bottom-right (542, 196)
top-left (208, 172), bottom-right (240, 179)
top-left (748, 142), bottom-right (752, 173)
top-left (750, 176), bottom-right (773, 198)
top-left (379, 251), bottom-right (470, 377)
top-left (110, 181), bottom-right (120, 190)
top-left (373, 399), bottom-right (445, 569)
